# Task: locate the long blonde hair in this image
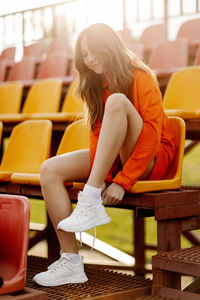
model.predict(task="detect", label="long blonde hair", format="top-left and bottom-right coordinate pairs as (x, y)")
top-left (74, 23), bottom-right (149, 130)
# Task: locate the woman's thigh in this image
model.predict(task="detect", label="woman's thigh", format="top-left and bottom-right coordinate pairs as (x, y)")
top-left (119, 96), bottom-right (143, 165)
top-left (119, 96), bottom-right (154, 179)
top-left (41, 149), bottom-right (91, 183)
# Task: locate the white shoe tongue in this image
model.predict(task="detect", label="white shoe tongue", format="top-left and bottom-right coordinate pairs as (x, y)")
top-left (61, 253), bottom-right (70, 259)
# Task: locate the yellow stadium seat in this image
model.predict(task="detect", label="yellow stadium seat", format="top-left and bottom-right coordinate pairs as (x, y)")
top-left (0, 79), bottom-right (62, 122)
top-left (130, 117), bottom-right (185, 193)
top-left (10, 116), bottom-right (185, 195)
top-left (57, 119), bottom-right (89, 155)
top-left (0, 121), bottom-right (2, 148)
top-left (0, 82), bottom-right (23, 121)
top-left (163, 66), bottom-right (200, 118)
top-left (11, 119), bottom-right (89, 186)
top-left (0, 120), bottom-right (52, 183)
top-left (28, 81), bottom-right (86, 121)
top-left (73, 117), bottom-right (185, 193)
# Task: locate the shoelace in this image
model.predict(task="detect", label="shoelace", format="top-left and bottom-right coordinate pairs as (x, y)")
top-left (48, 250), bottom-right (64, 270)
top-left (79, 228), bottom-right (96, 250)
top-left (71, 200), bottom-right (91, 218)
top-left (74, 196), bottom-right (98, 250)
top-left (50, 256), bottom-right (71, 272)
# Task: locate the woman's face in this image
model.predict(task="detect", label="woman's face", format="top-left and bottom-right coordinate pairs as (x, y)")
top-left (80, 36), bottom-right (103, 74)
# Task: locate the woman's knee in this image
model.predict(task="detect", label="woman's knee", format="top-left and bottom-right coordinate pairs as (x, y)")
top-left (105, 93), bottom-right (128, 114)
top-left (40, 158), bottom-right (61, 187)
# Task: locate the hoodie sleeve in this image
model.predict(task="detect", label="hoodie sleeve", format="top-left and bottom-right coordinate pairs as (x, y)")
top-left (113, 71), bottom-right (163, 191)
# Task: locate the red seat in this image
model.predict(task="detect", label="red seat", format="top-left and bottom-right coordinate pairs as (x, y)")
top-left (176, 18), bottom-right (200, 47)
top-left (47, 36), bottom-right (69, 55)
top-left (0, 47), bottom-right (16, 61)
top-left (0, 194), bottom-right (30, 294)
top-left (37, 52), bottom-right (69, 79)
top-left (139, 23), bottom-right (167, 61)
top-left (8, 57), bottom-right (38, 81)
top-left (149, 38), bottom-right (188, 73)
top-left (194, 45), bottom-right (200, 65)
top-left (23, 42), bottom-right (43, 59)
top-left (0, 59), bottom-right (14, 81)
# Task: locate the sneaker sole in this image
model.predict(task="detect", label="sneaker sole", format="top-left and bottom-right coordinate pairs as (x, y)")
top-left (33, 276), bottom-right (88, 287)
top-left (58, 216), bottom-right (111, 232)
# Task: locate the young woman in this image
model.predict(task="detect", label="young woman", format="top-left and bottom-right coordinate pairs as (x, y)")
top-left (33, 23), bottom-right (176, 286)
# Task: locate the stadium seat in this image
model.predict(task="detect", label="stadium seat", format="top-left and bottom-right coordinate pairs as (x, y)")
top-left (11, 119), bottom-right (89, 186)
top-left (0, 82), bottom-right (23, 115)
top-left (8, 57), bottom-right (38, 81)
top-left (28, 81), bottom-right (85, 121)
top-left (139, 23), bottom-right (167, 61)
top-left (176, 18), bottom-right (200, 62)
top-left (0, 194), bottom-right (30, 295)
top-left (0, 120), bottom-right (52, 182)
top-left (73, 117), bottom-right (186, 193)
top-left (176, 18), bottom-right (200, 47)
top-left (57, 119), bottom-right (89, 155)
top-left (0, 121), bottom-right (2, 145)
top-left (0, 47), bottom-right (16, 60)
top-left (0, 59), bottom-right (14, 81)
top-left (37, 52), bottom-right (69, 79)
top-left (47, 36), bottom-right (69, 55)
top-left (23, 42), bottom-right (43, 59)
top-left (149, 38), bottom-right (188, 75)
top-left (129, 117), bottom-right (185, 193)
top-left (194, 45), bottom-right (200, 65)
top-left (0, 79), bottom-right (62, 123)
top-left (163, 66), bottom-right (200, 118)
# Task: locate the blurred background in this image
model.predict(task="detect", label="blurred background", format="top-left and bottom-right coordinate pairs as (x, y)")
top-left (1, 0), bottom-right (200, 61)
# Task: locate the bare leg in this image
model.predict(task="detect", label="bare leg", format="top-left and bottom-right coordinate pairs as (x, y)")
top-left (40, 149), bottom-right (91, 253)
top-left (87, 93), bottom-right (154, 188)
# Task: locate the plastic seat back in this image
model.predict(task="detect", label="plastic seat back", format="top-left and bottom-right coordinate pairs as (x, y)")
top-left (0, 59), bottom-right (14, 82)
top-left (22, 79), bottom-right (62, 113)
top-left (130, 116), bottom-right (185, 193)
top-left (164, 117), bottom-right (185, 180)
top-left (0, 121), bottom-right (2, 146)
top-left (0, 120), bottom-right (52, 175)
top-left (37, 52), bottom-right (69, 79)
top-left (62, 81), bottom-right (85, 114)
top-left (8, 57), bottom-right (37, 81)
top-left (0, 194), bottom-right (30, 294)
top-left (177, 19), bottom-right (200, 45)
top-left (149, 38), bottom-right (188, 70)
top-left (194, 46), bottom-right (200, 65)
top-left (23, 42), bottom-right (43, 58)
top-left (57, 119), bottom-right (89, 155)
top-left (47, 37), bottom-right (69, 55)
top-left (0, 47), bottom-right (15, 60)
top-left (0, 82), bottom-right (23, 113)
top-left (163, 66), bottom-right (200, 117)
top-left (139, 23), bottom-right (167, 51)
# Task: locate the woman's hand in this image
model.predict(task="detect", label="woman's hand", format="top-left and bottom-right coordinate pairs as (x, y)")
top-left (102, 182), bottom-right (125, 205)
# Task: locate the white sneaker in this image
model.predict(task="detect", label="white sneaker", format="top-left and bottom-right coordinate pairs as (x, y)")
top-left (33, 253), bottom-right (88, 286)
top-left (57, 192), bottom-right (111, 232)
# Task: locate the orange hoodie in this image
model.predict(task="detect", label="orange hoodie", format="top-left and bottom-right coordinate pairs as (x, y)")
top-left (89, 69), bottom-right (176, 191)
